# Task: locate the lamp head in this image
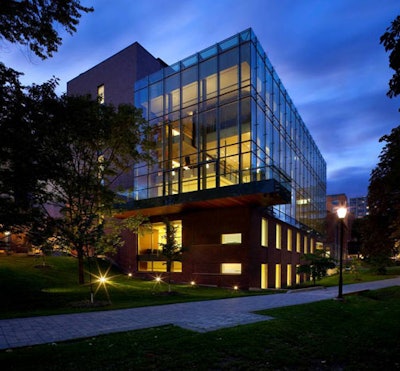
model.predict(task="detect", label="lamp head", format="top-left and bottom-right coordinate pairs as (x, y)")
top-left (337, 207), bottom-right (347, 219)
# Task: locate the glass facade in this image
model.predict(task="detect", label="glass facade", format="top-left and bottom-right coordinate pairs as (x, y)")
top-left (133, 28), bottom-right (326, 235)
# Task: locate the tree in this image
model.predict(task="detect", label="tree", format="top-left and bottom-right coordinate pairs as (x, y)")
top-left (363, 16), bottom-right (400, 271)
top-left (0, 63), bottom-right (60, 232)
top-left (364, 126), bottom-right (400, 271)
top-left (46, 95), bottom-right (153, 284)
top-left (0, 0), bottom-right (93, 59)
top-left (159, 219), bottom-right (184, 292)
top-left (297, 250), bottom-right (336, 286)
top-left (380, 15), bottom-right (400, 98)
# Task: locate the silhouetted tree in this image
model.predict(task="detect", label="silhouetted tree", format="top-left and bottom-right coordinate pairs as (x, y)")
top-left (363, 16), bottom-right (400, 272)
top-left (0, 0), bottom-right (93, 59)
top-left (297, 250), bottom-right (336, 286)
top-left (0, 63), bottom-right (60, 232)
top-left (364, 126), bottom-right (400, 271)
top-left (159, 219), bottom-right (184, 292)
top-left (47, 96), bottom-right (153, 284)
top-left (380, 14), bottom-right (400, 98)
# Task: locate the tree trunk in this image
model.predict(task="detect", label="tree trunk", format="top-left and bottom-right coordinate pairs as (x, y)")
top-left (167, 261), bottom-right (172, 292)
top-left (77, 248), bottom-right (85, 284)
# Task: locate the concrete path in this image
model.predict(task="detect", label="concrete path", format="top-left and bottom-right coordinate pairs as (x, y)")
top-left (1, 277), bottom-right (399, 350)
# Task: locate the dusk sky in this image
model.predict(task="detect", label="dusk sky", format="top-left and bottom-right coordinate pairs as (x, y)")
top-left (1, 0), bottom-right (399, 198)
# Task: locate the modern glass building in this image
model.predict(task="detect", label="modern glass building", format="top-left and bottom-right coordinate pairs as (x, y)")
top-left (132, 28), bottom-right (326, 235)
top-left (68, 28), bottom-right (326, 289)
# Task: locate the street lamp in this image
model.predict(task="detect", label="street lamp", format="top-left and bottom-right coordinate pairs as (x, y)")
top-left (337, 206), bottom-right (347, 299)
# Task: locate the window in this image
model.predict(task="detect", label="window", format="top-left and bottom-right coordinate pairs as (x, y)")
top-left (296, 232), bottom-right (301, 253)
top-left (221, 263), bottom-right (241, 274)
top-left (137, 220), bottom-right (182, 272)
top-left (287, 229), bottom-right (292, 251)
top-left (276, 224), bottom-right (281, 249)
top-left (296, 264), bottom-right (301, 284)
top-left (287, 264), bottom-right (292, 287)
top-left (261, 218), bottom-right (268, 247)
top-left (261, 264), bottom-right (268, 289)
top-left (138, 261), bottom-right (182, 273)
top-left (304, 236), bottom-right (308, 254)
top-left (97, 84), bottom-right (105, 104)
top-left (221, 233), bottom-right (242, 244)
top-left (275, 264), bottom-right (281, 289)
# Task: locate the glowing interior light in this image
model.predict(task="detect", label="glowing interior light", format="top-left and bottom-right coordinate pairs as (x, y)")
top-left (172, 129), bottom-right (180, 136)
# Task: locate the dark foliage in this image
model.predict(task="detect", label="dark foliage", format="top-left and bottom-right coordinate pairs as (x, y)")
top-left (0, 0), bottom-right (93, 59)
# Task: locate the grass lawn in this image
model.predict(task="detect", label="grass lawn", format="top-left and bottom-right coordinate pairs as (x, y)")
top-left (1, 254), bottom-right (399, 319)
top-left (1, 286), bottom-right (399, 370)
top-left (0, 255), bottom-right (280, 319)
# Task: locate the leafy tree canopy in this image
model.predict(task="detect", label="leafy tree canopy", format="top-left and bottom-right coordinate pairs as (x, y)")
top-left (363, 15), bottom-right (400, 268)
top-left (0, 0), bottom-right (93, 59)
top-left (380, 14), bottom-right (400, 99)
top-left (297, 250), bottom-right (335, 286)
top-left (0, 62), bottom-right (60, 231)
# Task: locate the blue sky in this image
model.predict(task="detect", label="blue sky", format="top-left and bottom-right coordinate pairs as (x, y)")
top-left (1, 0), bottom-right (399, 198)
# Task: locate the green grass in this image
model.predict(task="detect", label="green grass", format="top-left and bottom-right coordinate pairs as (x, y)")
top-left (1, 254), bottom-right (399, 320)
top-left (299, 264), bottom-right (400, 288)
top-left (0, 255), bottom-right (278, 319)
top-left (1, 286), bottom-right (400, 370)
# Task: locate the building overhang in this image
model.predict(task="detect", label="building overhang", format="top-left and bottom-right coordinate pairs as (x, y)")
top-left (116, 179), bottom-right (290, 218)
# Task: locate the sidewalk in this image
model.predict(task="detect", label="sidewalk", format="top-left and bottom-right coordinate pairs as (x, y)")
top-left (1, 277), bottom-right (399, 350)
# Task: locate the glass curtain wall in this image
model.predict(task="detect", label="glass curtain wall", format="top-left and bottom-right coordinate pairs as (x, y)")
top-left (133, 28), bottom-right (326, 235)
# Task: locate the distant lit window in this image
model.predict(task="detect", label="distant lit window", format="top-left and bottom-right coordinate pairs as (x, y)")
top-left (97, 84), bottom-right (105, 104)
top-left (261, 218), bottom-right (268, 247)
top-left (304, 236), bottom-right (308, 254)
top-left (296, 233), bottom-right (301, 253)
top-left (287, 229), bottom-right (292, 251)
top-left (276, 224), bottom-right (281, 249)
top-left (221, 263), bottom-right (242, 274)
top-left (221, 233), bottom-right (242, 244)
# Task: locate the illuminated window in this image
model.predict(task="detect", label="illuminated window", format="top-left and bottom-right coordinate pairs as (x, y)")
top-left (304, 236), bottom-right (308, 254)
top-left (261, 264), bottom-right (268, 289)
top-left (310, 238), bottom-right (315, 253)
top-left (221, 233), bottom-right (242, 244)
top-left (276, 224), bottom-right (281, 249)
top-left (287, 229), bottom-right (292, 251)
top-left (221, 263), bottom-right (241, 274)
top-left (261, 218), bottom-right (268, 247)
top-left (138, 261), bottom-right (182, 273)
top-left (275, 264), bottom-right (281, 288)
top-left (97, 84), bottom-right (105, 104)
top-left (296, 232), bottom-right (301, 253)
top-left (137, 220), bottom-right (182, 272)
top-left (296, 264), bottom-right (301, 284)
top-left (287, 264), bottom-right (292, 286)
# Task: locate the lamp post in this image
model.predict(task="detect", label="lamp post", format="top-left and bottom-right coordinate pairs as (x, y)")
top-left (337, 206), bottom-right (347, 299)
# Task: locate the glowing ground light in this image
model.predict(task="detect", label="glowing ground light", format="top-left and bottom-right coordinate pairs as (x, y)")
top-left (233, 285), bottom-right (239, 291)
top-left (190, 281), bottom-right (196, 286)
top-left (86, 262), bottom-right (118, 302)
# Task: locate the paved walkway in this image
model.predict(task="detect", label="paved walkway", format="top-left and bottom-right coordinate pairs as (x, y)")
top-left (1, 277), bottom-right (399, 350)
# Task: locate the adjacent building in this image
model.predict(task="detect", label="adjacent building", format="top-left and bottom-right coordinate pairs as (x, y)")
top-left (68, 28), bottom-right (327, 289)
top-left (349, 196), bottom-right (368, 219)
